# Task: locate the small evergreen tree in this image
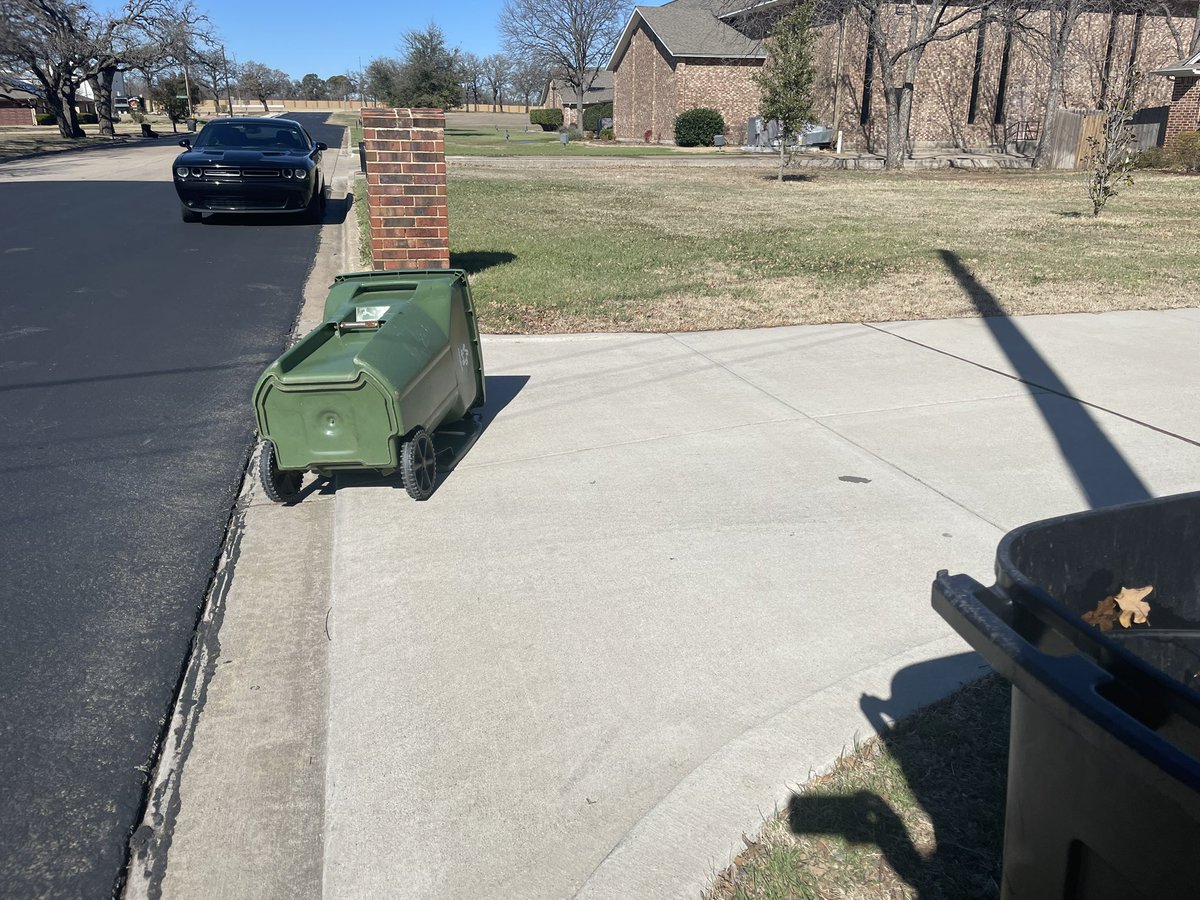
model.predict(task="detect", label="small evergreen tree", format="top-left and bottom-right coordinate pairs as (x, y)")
top-left (755, 3), bottom-right (817, 183)
top-left (397, 23), bottom-right (464, 109)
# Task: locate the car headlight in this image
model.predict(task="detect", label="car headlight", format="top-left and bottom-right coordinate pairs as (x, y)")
top-left (176, 166), bottom-right (188, 178)
top-left (190, 167), bottom-right (203, 177)
top-left (293, 168), bottom-right (307, 179)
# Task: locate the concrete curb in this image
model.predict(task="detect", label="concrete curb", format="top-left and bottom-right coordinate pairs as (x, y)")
top-left (122, 115), bottom-right (356, 899)
top-left (575, 637), bottom-right (985, 899)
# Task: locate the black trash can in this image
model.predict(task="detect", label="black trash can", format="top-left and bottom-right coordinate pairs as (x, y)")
top-left (933, 491), bottom-right (1200, 900)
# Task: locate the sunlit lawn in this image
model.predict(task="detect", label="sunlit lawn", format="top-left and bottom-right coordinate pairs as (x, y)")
top-left (447, 162), bottom-right (1200, 333)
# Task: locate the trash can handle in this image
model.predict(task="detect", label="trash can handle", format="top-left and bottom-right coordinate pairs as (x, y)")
top-left (933, 571), bottom-right (1110, 696)
top-left (933, 570), bottom-right (1200, 789)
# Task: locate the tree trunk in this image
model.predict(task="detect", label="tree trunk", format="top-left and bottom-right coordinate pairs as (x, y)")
top-left (1032, 50), bottom-right (1066, 168)
top-left (884, 86), bottom-right (905, 169)
top-left (1033, 2), bottom-right (1077, 170)
top-left (260, 97), bottom-right (269, 112)
top-left (778, 136), bottom-right (786, 182)
top-left (95, 67), bottom-right (117, 137)
top-left (55, 86), bottom-right (84, 138)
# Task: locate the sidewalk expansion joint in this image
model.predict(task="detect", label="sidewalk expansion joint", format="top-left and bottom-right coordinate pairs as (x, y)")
top-left (863, 322), bottom-right (1200, 449)
top-left (666, 332), bottom-right (1007, 533)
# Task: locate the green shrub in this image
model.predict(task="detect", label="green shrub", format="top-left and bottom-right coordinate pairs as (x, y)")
top-left (1171, 131), bottom-right (1200, 173)
top-left (129, 110), bottom-right (147, 124)
top-left (1131, 146), bottom-right (1170, 169)
top-left (674, 107), bottom-right (726, 147)
top-left (599, 127), bottom-right (615, 141)
top-left (530, 108), bottom-right (563, 131)
top-left (558, 125), bottom-right (583, 142)
top-left (36, 113), bottom-right (56, 126)
top-left (77, 113), bottom-right (98, 125)
top-left (583, 101), bottom-right (613, 133)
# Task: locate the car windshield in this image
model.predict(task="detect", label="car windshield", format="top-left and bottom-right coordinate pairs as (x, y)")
top-left (194, 122), bottom-right (309, 151)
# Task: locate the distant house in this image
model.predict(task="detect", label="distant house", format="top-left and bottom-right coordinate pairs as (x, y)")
top-left (540, 70), bottom-right (614, 127)
top-left (609, 0), bottom-right (765, 144)
top-left (0, 76), bottom-right (42, 126)
top-left (608, 0), bottom-right (1191, 150)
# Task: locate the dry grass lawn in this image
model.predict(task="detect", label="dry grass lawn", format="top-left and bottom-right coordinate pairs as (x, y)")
top-left (0, 115), bottom-right (184, 164)
top-left (447, 161), bottom-right (1200, 333)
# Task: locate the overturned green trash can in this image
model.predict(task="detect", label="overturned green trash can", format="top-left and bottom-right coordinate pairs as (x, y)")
top-left (253, 268), bottom-right (485, 503)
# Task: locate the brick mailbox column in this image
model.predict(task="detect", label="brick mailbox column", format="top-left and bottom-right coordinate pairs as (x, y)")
top-left (361, 107), bottom-right (449, 270)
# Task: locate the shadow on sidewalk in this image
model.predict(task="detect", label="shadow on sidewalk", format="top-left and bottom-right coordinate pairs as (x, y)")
top-left (331, 373), bottom-right (530, 500)
top-left (936, 249), bottom-right (1150, 509)
top-left (779, 262), bottom-right (1153, 895)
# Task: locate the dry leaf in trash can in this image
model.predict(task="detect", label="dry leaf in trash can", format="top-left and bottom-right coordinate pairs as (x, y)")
top-left (1114, 585), bottom-right (1153, 628)
top-left (1082, 596), bottom-right (1118, 631)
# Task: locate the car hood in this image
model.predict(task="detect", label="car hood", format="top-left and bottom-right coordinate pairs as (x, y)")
top-left (173, 149), bottom-right (312, 166)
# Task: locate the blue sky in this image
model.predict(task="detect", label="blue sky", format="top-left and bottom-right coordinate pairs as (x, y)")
top-left (108, 0), bottom-right (508, 79)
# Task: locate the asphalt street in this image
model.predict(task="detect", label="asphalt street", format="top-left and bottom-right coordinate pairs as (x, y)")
top-left (0, 113), bottom-right (344, 897)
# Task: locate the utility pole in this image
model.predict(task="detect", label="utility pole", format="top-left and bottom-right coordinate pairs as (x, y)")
top-left (221, 46), bottom-right (234, 115)
top-left (182, 62), bottom-right (193, 118)
top-left (832, 11), bottom-right (847, 148)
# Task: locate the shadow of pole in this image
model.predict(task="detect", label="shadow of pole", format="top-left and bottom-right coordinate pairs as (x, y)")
top-left (937, 250), bottom-right (1151, 509)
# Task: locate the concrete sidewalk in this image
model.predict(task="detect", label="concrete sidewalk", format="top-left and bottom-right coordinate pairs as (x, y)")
top-left (322, 310), bottom-right (1200, 898)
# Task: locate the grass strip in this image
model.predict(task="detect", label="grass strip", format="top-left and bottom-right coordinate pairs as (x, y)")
top-left (709, 675), bottom-right (1010, 900)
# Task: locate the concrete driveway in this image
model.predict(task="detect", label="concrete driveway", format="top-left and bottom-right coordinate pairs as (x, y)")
top-left (323, 308), bottom-right (1200, 898)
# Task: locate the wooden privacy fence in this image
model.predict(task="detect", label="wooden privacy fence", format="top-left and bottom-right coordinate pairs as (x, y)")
top-left (194, 99), bottom-right (381, 113)
top-left (1046, 109), bottom-right (1106, 169)
top-left (1047, 107), bottom-right (1165, 169)
top-left (451, 104), bottom-right (533, 114)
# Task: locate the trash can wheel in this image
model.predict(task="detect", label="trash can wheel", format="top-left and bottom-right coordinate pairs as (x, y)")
top-left (259, 440), bottom-right (303, 503)
top-left (401, 428), bottom-right (436, 501)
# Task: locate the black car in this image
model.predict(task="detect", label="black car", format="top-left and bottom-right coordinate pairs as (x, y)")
top-left (172, 117), bottom-right (328, 223)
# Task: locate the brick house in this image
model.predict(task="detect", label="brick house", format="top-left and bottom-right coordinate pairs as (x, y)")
top-left (0, 76), bottom-right (40, 126)
top-left (1155, 49), bottom-right (1200, 143)
top-left (609, 0), bottom-right (1197, 149)
top-left (540, 70), bottom-right (615, 128)
top-left (610, 0), bottom-right (766, 143)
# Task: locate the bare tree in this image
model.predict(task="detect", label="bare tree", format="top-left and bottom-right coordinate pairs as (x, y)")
top-left (459, 51), bottom-right (485, 111)
top-left (1155, 0), bottom-right (1200, 59)
top-left (237, 60), bottom-right (290, 111)
top-left (498, 0), bottom-right (626, 130)
top-left (483, 52), bottom-right (513, 111)
top-left (157, 0), bottom-right (217, 120)
top-left (0, 0), bottom-right (164, 138)
top-left (193, 45), bottom-right (230, 111)
top-left (849, 0), bottom-right (998, 168)
top-left (1024, 0), bottom-right (1101, 168)
top-left (509, 57), bottom-right (548, 111)
top-left (1085, 68), bottom-right (1138, 215)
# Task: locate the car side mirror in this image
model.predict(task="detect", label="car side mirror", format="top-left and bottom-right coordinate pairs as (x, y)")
top-left (178, 139), bottom-right (191, 149)
top-left (315, 141), bottom-right (328, 151)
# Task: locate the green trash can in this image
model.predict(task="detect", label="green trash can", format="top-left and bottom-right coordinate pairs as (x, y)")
top-left (253, 268), bottom-right (486, 503)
